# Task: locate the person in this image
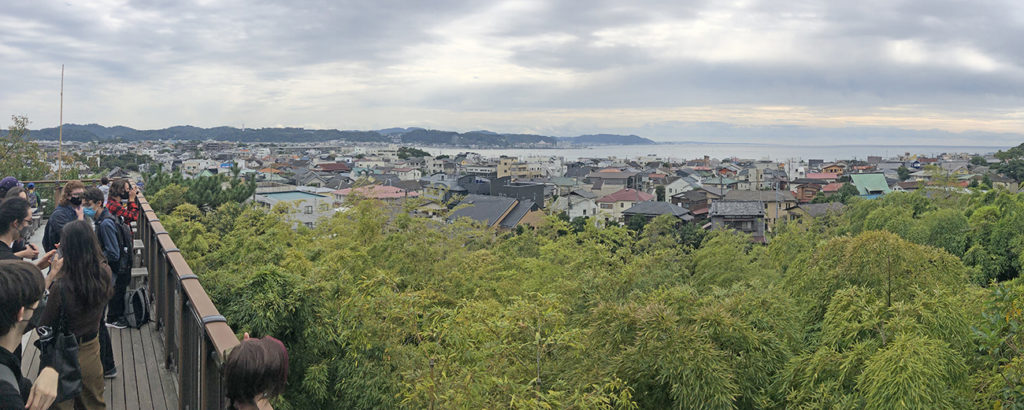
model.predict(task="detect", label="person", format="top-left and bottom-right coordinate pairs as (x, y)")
top-left (3, 186), bottom-right (26, 200)
top-left (106, 178), bottom-right (139, 225)
top-left (0, 177), bottom-right (18, 199)
top-left (25, 183), bottom-right (40, 211)
top-left (36, 220), bottom-right (112, 409)
top-left (224, 334), bottom-right (289, 410)
top-left (97, 178), bottom-right (109, 205)
top-left (83, 188), bottom-right (123, 378)
top-left (0, 197), bottom-right (56, 270)
top-left (0, 260), bottom-right (59, 410)
top-left (42, 180), bottom-right (85, 253)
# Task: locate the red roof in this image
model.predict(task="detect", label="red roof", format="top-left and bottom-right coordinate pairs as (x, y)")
top-left (822, 182), bottom-right (844, 192)
top-left (317, 162), bottom-right (351, 172)
top-left (806, 172), bottom-right (839, 180)
top-left (597, 189), bottom-right (655, 203)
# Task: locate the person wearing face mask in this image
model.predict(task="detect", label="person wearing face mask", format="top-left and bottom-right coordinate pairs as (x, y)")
top-left (0, 260), bottom-right (60, 410)
top-left (42, 180), bottom-right (86, 253)
top-left (105, 178), bottom-right (139, 225)
top-left (82, 188), bottom-right (122, 378)
top-left (0, 198), bottom-right (57, 270)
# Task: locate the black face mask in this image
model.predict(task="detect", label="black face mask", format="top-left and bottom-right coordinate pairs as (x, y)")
top-left (25, 296), bottom-right (46, 331)
top-left (69, 196), bottom-right (82, 206)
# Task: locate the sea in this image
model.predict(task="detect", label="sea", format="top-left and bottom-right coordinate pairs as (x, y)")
top-left (421, 143), bottom-right (1011, 163)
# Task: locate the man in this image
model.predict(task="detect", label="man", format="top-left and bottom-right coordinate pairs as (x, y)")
top-left (82, 188), bottom-right (123, 379)
top-left (25, 183), bottom-right (40, 211)
top-left (0, 260), bottom-right (59, 410)
top-left (105, 178), bottom-right (138, 225)
top-left (42, 181), bottom-right (85, 253)
top-left (97, 177), bottom-right (110, 205)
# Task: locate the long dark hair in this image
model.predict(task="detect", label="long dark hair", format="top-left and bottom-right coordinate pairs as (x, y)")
top-left (57, 220), bottom-right (112, 308)
top-left (225, 337), bottom-right (289, 408)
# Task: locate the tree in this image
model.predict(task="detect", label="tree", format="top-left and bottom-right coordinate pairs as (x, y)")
top-left (397, 146), bottom-right (430, 159)
top-left (655, 185), bottom-right (665, 202)
top-left (897, 165), bottom-right (911, 181)
top-left (971, 156), bottom-right (989, 166)
top-left (0, 115), bottom-right (48, 180)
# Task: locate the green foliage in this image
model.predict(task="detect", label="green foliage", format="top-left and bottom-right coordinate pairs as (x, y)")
top-left (898, 165), bottom-right (912, 181)
top-left (396, 146), bottom-right (430, 159)
top-left (0, 115), bottom-right (48, 180)
top-left (971, 156), bottom-right (989, 166)
top-left (150, 162), bottom-right (1024, 408)
top-left (145, 169), bottom-right (255, 211)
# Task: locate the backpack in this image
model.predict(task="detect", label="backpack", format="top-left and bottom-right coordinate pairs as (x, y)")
top-left (124, 287), bottom-right (150, 329)
top-left (101, 212), bottom-right (133, 274)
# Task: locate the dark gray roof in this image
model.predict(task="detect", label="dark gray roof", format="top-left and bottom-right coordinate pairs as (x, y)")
top-left (498, 199), bottom-right (538, 229)
top-left (710, 201), bottom-right (765, 217)
top-left (724, 190), bottom-right (796, 202)
top-left (448, 194), bottom-right (517, 227)
top-left (623, 201), bottom-right (692, 218)
top-left (798, 202), bottom-right (846, 217)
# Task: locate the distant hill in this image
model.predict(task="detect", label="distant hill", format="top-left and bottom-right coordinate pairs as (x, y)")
top-left (22, 124), bottom-right (654, 148)
top-left (560, 134), bottom-right (656, 145)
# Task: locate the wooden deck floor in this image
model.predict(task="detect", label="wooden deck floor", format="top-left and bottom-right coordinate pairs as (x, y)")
top-left (20, 323), bottom-right (179, 410)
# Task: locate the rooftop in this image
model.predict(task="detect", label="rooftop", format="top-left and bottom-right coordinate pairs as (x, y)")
top-left (710, 200), bottom-right (765, 217)
top-left (259, 191), bottom-right (330, 201)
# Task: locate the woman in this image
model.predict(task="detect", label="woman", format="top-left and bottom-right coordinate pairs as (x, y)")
top-left (42, 180), bottom-right (85, 253)
top-left (36, 220), bottom-right (112, 409)
top-left (224, 335), bottom-right (289, 409)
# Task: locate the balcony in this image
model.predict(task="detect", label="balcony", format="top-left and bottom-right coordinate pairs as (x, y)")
top-left (18, 185), bottom-right (261, 409)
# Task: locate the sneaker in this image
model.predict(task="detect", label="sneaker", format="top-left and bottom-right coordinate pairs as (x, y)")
top-left (106, 319), bottom-right (128, 329)
top-left (104, 368), bottom-right (118, 379)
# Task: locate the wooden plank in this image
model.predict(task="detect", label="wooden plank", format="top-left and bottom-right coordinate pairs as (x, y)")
top-left (129, 327), bottom-right (155, 409)
top-left (119, 328), bottom-right (140, 409)
top-left (139, 323), bottom-right (168, 410)
top-left (152, 324), bottom-right (179, 410)
top-left (110, 327), bottom-right (125, 410)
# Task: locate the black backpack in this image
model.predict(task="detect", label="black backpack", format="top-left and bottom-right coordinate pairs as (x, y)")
top-left (101, 212), bottom-right (133, 274)
top-left (124, 287), bottom-right (150, 329)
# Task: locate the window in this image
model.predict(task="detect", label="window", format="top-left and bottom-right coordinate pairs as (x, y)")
top-left (305, 205), bottom-right (313, 214)
top-left (582, 209), bottom-right (587, 215)
top-left (600, 203), bottom-right (612, 209)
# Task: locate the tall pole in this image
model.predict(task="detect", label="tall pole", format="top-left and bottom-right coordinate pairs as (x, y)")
top-left (57, 64), bottom-right (64, 181)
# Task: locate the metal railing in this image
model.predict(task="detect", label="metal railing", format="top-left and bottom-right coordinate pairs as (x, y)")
top-left (136, 193), bottom-right (253, 410)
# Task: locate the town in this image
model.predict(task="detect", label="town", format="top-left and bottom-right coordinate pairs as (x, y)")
top-left (35, 138), bottom-right (1015, 242)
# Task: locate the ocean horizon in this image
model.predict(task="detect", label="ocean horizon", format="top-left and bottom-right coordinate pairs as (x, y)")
top-left (422, 142), bottom-right (1011, 163)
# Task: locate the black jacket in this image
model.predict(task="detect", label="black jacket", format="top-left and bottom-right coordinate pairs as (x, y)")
top-left (0, 346), bottom-right (29, 409)
top-left (42, 205), bottom-right (77, 252)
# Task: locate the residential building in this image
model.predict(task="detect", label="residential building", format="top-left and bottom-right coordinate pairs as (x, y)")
top-left (721, 189), bottom-right (798, 228)
top-left (596, 188), bottom-right (655, 223)
top-left (253, 191), bottom-right (334, 228)
top-left (850, 173), bottom-right (892, 198)
top-left (622, 201), bottom-right (694, 223)
top-left (447, 194), bottom-right (543, 229)
top-left (710, 201), bottom-right (767, 243)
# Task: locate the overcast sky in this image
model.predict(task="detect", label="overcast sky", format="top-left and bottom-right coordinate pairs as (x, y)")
top-left (2, 0), bottom-right (1023, 144)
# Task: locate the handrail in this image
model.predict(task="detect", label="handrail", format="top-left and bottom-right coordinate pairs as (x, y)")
top-left (135, 194), bottom-right (265, 409)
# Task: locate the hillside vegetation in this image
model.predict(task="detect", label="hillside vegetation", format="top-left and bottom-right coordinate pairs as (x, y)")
top-left (153, 186), bottom-right (1024, 409)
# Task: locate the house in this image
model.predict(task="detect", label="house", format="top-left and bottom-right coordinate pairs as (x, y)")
top-left (721, 189), bottom-right (798, 228)
top-left (822, 163), bottom-right (846, 175)
top-left (850, 173), bottom-right (891, 198)
top-left (333, 184), bottom-right (419, 205)
top-left (447, 194), bottom-right (543, 229)
top-left (551, 189), bottom-right (599, 220)
top-left (393, 167), bottom-right (423, 181)
top-left (420, 173), bottom-right (468, 204)
top-left (294, 171), bottom-right (329, 187)
top-left (805, 172), bottom-right (840, 182)
top-left (585, 169), bottom-right (642, 196)
top-left (671, 190), bottom-right (712, 219)
top-left (663, 176), bottom-right (700, 200)
top-left (794, 183), bottom-right (822, 203)
top-left (709, 201), bottom-right (766, 243)
top-left (596, 188), bottom-right (656, 223)
top-left (253, 191), bottom-right (334, 228)
top-left (622, 201), bottom-right (694, 223)
top-left (703, 176), bottom-right (739, 190)
top-left (315, 162), bottom-right (352, 173)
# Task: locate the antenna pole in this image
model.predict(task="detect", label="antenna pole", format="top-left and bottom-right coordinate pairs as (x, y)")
top-left (57, 64), bottom-right (64, 181)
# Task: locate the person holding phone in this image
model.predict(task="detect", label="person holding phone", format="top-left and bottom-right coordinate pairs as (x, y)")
top-left (105, 178), bottom-right (138, 225)
top-left (1, 197), bottom-right (57, 270)
top-left (0, 260), bottom-right (60, 410)
top-left (42, 181), bottom-right (86, 253)
top-left (36, 220), bottom-right (112, 409)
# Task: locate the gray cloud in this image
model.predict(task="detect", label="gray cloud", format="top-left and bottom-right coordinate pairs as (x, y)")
top-left (1, 0), bottom-right (1022, 142)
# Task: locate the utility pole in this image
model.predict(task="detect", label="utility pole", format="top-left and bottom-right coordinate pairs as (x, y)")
top-left (57, 64), bottom-right (64, 181)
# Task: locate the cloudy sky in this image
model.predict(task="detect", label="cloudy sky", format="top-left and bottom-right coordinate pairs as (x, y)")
top-left (2, 0), bottom-right (1023, 144)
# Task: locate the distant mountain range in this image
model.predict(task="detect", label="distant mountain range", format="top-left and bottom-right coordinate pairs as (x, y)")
top-left (22, 124), bottom-right (656, 147)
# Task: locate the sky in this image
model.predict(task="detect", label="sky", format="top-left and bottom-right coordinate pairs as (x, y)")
top-left (2, 0), bottom-right (1023, 145)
